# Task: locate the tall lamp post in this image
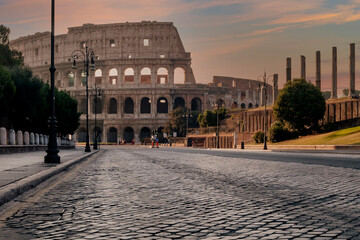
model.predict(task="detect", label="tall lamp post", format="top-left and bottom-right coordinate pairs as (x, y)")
top-left (72, 46), bottom-right (95, 152)
top-left (44, 0), bottom-right (60, 163)
top-left (93, 87), bottom-right (101, 150)
top-left (212, 100), bottom-right (224, 149)
top-left (182, 109), bottom-right (193, 146)
top-left (258, 72), bottom-right (273, 150)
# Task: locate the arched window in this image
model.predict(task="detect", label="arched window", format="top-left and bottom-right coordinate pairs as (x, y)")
top-left (248, 103), bottom-right (253, 108)
top-left (191, 97), bottom-right (202, 112)
top-left (157, 68), bottom-right (168, 84)
top-left (109, 98), bottom-right (117, 114)
top-left (140, 127), bottom-right (151, 141)
top-left (124, 97), bottom-right (134, 114)
top-left (93, 127), bottom-right (102, 142)
top-left (109, 68), bottom-right (118, 85)
top-left (107, 127), bottom-right (117, 143)
top-left (141, 97), bottom-right (151, 114)
top-left (241, 103), bottom-right (246, 109)
top-left (173, 97), bottom-right (185, 109)
top-left (231, 102), bottom-right (238, 109)
top-left (124, 68), bottom-right (134, 83)
top-left (124, 127), bottom-right (134, 143)
top-left (68, 72), bottom-right (75, 87)
top-left (174, 67), bottom-right (185, 84)
top-left (157, 97), bottom-right (168, 113)
top-left (92, 98), bottom-right (102, 114)
top-left (141, 67), bottom-right (151, 84)
top-left (95, 69), bottom-right (102, 85)
top-left (78, 127), bottom-right (86, 142)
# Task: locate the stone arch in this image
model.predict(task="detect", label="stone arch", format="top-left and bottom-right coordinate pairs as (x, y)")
top-left (141, 97), bottom-right (151, 114)
top-left (107, 127), bottom-right (117, 143)
top-left (68, 72), bottom-right (75, 87)
top-left (92, 98), bottom-right (102, 114)
top-left (173, 97), bottom-right (185, 110)
top-left (140, 127), bottom-right (151, 141)
top-left (191, 97), bottom-right (202, 112)
top-left (157, 97), bottom-right (168, 113)
top-left (124, 97), bottom-right (134, 114)
top-left (109, 68), bottom-right (118, 85)
top-left (218, 99), bottom-right (225, 107)
top-left (248, 103), bottom-right (253, 108)
top-left (124, 68), bottom-right (134, 83)
top-left (93, 126), bottom-right (102, 142)
top-left (241, 103), bottom-right (246, 109)
top-left (78, 127), bottom-right (86, 142)
top-left (231, 102), bottom-right (238, 109)
top-left (140, 67), bottom-right (151, 84)
top-left (123, 127), bottom-right (134, 143)
top-left (174, 67), bottom-right (185, 84)
top-left (109, 98), bottom-right (117, 114)
top-left (95, 69), bottom-right (102, 85)
top-left (255, 104), bottom-right (259, 108)
top-left (157, 67), bottom-right (168, 84)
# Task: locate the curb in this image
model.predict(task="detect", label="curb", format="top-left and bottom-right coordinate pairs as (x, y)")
top-left (0, 150), bottom-right (101, 207)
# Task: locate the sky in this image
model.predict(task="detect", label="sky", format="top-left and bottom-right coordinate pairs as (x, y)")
top-left (1, 0), bottom-right (360, 95)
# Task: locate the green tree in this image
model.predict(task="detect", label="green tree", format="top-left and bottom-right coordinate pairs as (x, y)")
top-left (0, 65), bottom-right (16, 118)
top-left (55, 89), bottom-right (81, 137)
top-left (0, 25), bottom-right (23, 67)
top-left (197, 107), bottom-right (226, 127)
top-left (273, 79), bottom-right (326, 134)
top-left (342, 88), bottom-right (360, 97)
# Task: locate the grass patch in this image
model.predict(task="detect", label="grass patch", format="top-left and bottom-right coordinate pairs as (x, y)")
top-left (275, 126), bottom-right (360, 145)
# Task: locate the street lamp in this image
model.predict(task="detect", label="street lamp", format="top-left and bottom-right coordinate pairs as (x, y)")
top-left (182, 109), bottom-right (193, 147)
top-left (44, 0), bottom-right (60, 163)
top-left (71, 46), bottom-right (95, 152)
top-left (212, 100), bottom-right (224, 149)
top-left (93, 86), bottom-right (101, 150)
top-left (257, 72), bottom-right (273, 150)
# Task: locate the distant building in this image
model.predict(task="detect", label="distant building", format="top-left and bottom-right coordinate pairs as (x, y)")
top-left (10, 21), bottom-right (274, 143)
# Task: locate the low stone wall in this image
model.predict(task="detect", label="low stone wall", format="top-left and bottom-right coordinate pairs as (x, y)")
top-left (0, 127), bottom-right (76, 154)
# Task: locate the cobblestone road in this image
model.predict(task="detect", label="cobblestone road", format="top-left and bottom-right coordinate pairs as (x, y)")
top-left (1, 148), bottom-right (360, 239)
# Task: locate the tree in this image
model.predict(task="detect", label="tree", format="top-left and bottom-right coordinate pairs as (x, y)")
top-left (55, 89), bottom-right (81, 137)
top-left (273, 79), bottom-right (326, 134)
top-left (0, 25), bottom-right (23, 67)
top-left (342, 88), bottom-right (360, 97)
top-left (197, 107), bottom-right (226, 127)
top-left (0, 65), bottom-right (16, 118)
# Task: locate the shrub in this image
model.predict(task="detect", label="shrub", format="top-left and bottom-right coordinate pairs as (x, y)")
top-left (253, 131), bottom-right (264, 143)
top-left (270, 121), bottom-right (290, 143)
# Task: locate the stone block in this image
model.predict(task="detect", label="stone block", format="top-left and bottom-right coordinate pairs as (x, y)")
top-left (16, 130), bottom-right (23, 145)
top-left (0, 127), bottom-right (6, 145)
top-left (30, 132), bottom-right (35, 145)
top-left (9, 129), bottom-right (15, 145)
top-left (24, 131), bottom-right (30, 145)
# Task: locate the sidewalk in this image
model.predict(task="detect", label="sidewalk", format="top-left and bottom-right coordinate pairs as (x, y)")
top-left (0, 148), bottom-right (99, 206)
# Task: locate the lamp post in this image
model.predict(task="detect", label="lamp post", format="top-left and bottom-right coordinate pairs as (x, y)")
top-left (258, 72), bottom-right (273, 150)
top-left (93, 87), bottom-right (101, 150)
top-left (71, 46), bottom-right (95, 152)
top-left (212, 100), bottom-right (224, 149)
top-left (182, 109), bottom-right (193, 147)
top-left (44, 0), bottom-right (60, 163)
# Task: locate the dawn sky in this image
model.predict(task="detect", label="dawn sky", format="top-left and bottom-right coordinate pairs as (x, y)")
top-left (1, 0), bottom-right (360, 95)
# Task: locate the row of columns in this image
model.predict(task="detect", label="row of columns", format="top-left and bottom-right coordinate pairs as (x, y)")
top-left (0, 128), bottom-right (48, 145)
top-left (286, 43), bottom-right (356, 98)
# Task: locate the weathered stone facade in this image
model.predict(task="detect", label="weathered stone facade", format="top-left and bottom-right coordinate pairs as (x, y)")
top-left (10, 21), bottom-right (274, 143)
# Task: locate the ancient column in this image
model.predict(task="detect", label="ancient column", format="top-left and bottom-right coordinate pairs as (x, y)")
top-left (331, 47), bottom-right (337, 99)
top-left (316, 51), bottom-right (321, 90)
top-left (273, 74), bottom-right (279, 103)
top-left (286, 58), bottom-right (291, 82)
top-left (349, 43), bottom-right (355, 97)
top-left (301, 55), bottom-right (306, 80)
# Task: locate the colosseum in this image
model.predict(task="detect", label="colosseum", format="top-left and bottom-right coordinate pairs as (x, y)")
top-left (10, 21), bottom-right (275, 143)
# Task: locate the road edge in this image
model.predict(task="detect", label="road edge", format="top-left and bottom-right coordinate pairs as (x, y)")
top-left (0, 150), bottom-right (101, 207)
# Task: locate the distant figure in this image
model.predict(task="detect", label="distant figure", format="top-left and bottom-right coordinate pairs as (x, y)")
top-left (124, 140), bottom-right (126, 145)
top-left (132, 139), bottom-right (134, 145)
